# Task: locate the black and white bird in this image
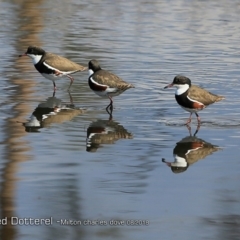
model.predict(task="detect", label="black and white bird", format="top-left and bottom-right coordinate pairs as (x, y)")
top-left (19, 46), bottom-right (87, 91)
top-left (164, 75), bottom-right (225, 124)
top-left (162, 134), bottom-right (220, 174)
top-left (88, 59), bottom-right (134, 113)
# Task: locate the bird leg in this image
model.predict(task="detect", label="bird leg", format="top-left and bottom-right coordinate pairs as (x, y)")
top-left (106, 96), bottom-right (113, 110)
top-left (106, 96), bottom-right (113, 117)
top-left (187, 124), bottom-right (200, 136)
top-left (185, 112), bottom-right (192, 125)
top-left (53, 81), bottom-right (56, 91)
top-left (106, 109), bottom-right (113, 121)
top-left (68, 91), bottom-right (74, 105)
top-left (194, 124), bottom-right (200, 136)
top-left (106, 104), bottom-right (113, 121)
top-left (106, 105), bottom-right (113, 114)
top-left (67, 75), bottom-right (74, 90)
top-left (195, 112), bottom-right (201, 125)
top-left (186, 123), bottom-right (191, 135)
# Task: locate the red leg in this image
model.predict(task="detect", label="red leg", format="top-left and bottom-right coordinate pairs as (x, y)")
top-left (186, 123), bottom-right (191, 135)
top-left (185, 112), bottom-right (192, 125)
top-left (67, 75), bottom-right (74, 90)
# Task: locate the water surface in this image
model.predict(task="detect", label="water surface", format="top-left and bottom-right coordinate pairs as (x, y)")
top-left (0, 0), bottom-right (240, 239)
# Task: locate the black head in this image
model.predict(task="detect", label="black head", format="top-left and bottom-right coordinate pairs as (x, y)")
top-left (164, 75), bottom-right (192, 89)
top-left (170, 165), bottom-right (189, 174)
top-left (26, 46), bottom-right (45, 55)
top-left (172, 75), bottom-right (191, 87)
top-left (88, 59), bottom-right (102, 72)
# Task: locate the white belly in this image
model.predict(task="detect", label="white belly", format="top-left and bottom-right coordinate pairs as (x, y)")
top-left (94, 88), bottom-right (122, 98)
top-left (180, 106), bottom-right (202, 113)
top-left (41, 73), bottom-right (65, 81)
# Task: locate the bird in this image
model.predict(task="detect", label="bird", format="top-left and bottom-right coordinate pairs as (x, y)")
top-left (19, 46), bottom-right (87, 91)
top-left (86, 119), bottom-right (133, 152)
top-left (88, 59), bottom-right (134, 114)
top-left (164, 75), bottom-right (225, 125)
top-left (162, 134), bottom-right (221, 174)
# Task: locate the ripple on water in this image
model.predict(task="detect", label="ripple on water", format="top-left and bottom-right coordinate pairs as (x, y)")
top-left (163, 118), bottom-right (240, 129)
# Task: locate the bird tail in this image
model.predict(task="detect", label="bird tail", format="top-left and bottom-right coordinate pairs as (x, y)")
top-left (120, 83), bottom-right (134, 90)
top-left (79, 66), bottom-right (87, 71)
top-left (215, 96), bottom-right (225, 102)
top-left (129, 83), bottom-right (135, 88)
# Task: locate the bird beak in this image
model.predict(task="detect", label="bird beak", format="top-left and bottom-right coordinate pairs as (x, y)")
top-left (164, 83), bottom-right (173, 89)
top-left (162, 158), bottom-right (171, 167)
top-left (18, 53), bottom-right (27, 57)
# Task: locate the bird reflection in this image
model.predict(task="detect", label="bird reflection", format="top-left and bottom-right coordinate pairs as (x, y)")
top-left (86, 118), bottom-right (133, 152)
top-left (23, 92), bottom-right (84, 132)
top-left (162, 126), bottom-right (221, 173)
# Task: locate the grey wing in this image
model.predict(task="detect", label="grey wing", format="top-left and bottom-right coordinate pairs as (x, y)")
top-left (93, 70), bottom-right (134, 89)
top-left (187, 145), bottom-right (220, 164)
top-left (45, 53), bottom-right (86, 72)
top-left (188, 85), bottom-right (221, 106)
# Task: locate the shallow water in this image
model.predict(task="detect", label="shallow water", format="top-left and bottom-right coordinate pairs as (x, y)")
top-left (0, 0), bottom-right (240, 239)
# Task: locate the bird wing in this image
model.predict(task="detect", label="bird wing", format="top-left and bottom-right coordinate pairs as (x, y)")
top-left (186, 144), bottom-right (221, 164)
top-left (44, 53), bottom-right (86, 72)
top-left (92, 70), bottom-right (134, 89)
top-left (188, 85), bottom-right (224, 106)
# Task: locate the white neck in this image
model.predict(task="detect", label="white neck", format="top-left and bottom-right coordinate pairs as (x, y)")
top-left (88, 69), bottom-right (94, 77)
top-left (175, 84), bottom-right (189, 95)
top-left (172, 155), bottom-right (188, 167)
top-left (25, 116), bottom-right (41, 127)
top-left (27, 54), bottom-right (42, 65)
